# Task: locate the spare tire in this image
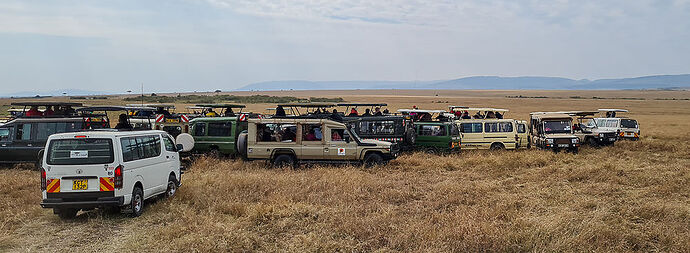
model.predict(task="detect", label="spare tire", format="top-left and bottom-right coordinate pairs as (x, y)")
top-left (404, 128), bottom-right (416, 145)
top-left (236, 131), bottom-right (248, 157)
top-left (175, 133), bottom-right (195, 152)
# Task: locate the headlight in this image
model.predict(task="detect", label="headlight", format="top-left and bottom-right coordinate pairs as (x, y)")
top-left (571, 138), bottom-right (578, 143)
top-left (599, 133), bottom-right (604, 137)
top-left (546, 139), bottom-right (554, 144)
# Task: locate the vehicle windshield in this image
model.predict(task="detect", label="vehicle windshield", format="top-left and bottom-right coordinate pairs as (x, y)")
top-left (620, 119), bottom-right (638, 128)
top-left (543, 120), bottom-right (572, 134)
top-left (47, 138), bottom-right (114, 165)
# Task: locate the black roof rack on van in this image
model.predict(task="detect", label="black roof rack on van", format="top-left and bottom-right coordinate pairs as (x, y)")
top-left (10, 102), bottom-right (83, 107)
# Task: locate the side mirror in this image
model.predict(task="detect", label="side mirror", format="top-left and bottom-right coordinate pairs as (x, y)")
top-left (176, 144), bottom-right (184, 152)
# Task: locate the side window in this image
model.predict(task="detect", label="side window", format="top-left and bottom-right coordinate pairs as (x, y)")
top-left (208, 122), bottom-right (232, 136)
top-left (17, 124), bottom-right (33, 140)
top-left (121, 137), bottom-right (142, 162)
top-left (485, 122), bottom-right (513, 133)
top-left (302, 124), bottom-right (323, 141)
top-left (359, 121), bottom-right (395, 135)
top-left (193, 123), bottom-right (206, 136)
top-left (0, 128), bottom-right (9, 142)
top-left (419, 125), bottom-right (446, 136)
top-left (461, 123), bottom-right (482, 133)
top-left (138, 136), bottom-right (161, 158)
top-left (517, 123), bottom-right (526, 133)
top-left (607, 120), bottom-right (617, 128)
top-left (330, 128), bottom-right (347, 142)
top-left (163, 136), bottom-right (176, 152)
top-left (256, 123), bottom-right (297, 142)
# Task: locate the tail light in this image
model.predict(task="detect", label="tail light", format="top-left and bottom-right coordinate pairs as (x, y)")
top-left (40, 167), bottom-right (46, 190)
top-left (114, 165), bottom-right (123, 189)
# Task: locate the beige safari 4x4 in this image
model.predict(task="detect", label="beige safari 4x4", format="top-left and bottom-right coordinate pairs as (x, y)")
top-left (237, 118), bottom-right (399, 167)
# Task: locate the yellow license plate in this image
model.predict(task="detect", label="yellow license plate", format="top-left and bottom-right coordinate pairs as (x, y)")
top-left (72, 179), bottom-right (88, 190)
top-left (166, 119), bottom-right (179, 123)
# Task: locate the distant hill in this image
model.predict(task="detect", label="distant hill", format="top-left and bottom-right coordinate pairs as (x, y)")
top-left (237, 74), bottom-right (690, 91)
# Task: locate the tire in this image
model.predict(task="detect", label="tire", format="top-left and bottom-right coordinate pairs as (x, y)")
top-left (131, 186), bottom-right (144, 217)
top-left (165, 175), bottom-right (178, 198)
top-left (272, 154), bottom-right (296, 168)
top-left (425, 147), bottom-right (438, 155)
top-left (57, 208), bottom-right (78, 219)
top-left (236, 132), bottom-right (248, 158)
top-left (490, 143), bottom-right (505, 150)
top-left (587, 137), bottom-right (598, 147)
top-left (527, 136), bottom-right (532, 149)
top-left (405, 128), bottom-right (416, 145)
top-left (363, 153), bottom-right (384, 167)
top-left (208, 147), bottom-right (221, 158)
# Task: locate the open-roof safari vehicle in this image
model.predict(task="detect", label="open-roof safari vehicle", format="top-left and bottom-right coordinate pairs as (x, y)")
top-left (339, 103), bottom-right (416, 151)
top-left (596, 109), bottom-right (640, 141)
top-left (188, 104), bottom-right (261, 157)
top-left (196, 103), bottom-right (248, 117)
top-left (127, 104), bottom-right (192, 138)
top-left (529, 112), bottom-right (580, 153)
top-left (455, 108), bottom-right (528, 150)
top-left (565, 111), bottom-right (618, 147)
top-left (398, 109), bottom-right (460, 153)
top-left (238, 117), bottom-right (399, 167)
top-left (272, 102), bottom-right (338, 118)
top-left (0, 102), bottom-right (87, 164)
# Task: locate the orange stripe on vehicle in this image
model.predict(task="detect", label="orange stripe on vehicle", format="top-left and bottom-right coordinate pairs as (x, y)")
top-left (100, 177), bottom-right (114, 191)
top-left (47, 179), bottom-right (60, 193)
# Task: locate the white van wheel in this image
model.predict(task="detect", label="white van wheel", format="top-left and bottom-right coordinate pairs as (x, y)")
top-left (131, 187), bottom-right (144, 217)
top-left (165, 175), bottom-right (177, 198)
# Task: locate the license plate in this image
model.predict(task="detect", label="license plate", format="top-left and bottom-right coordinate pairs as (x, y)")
top-left (558, 144), bottom-right (569, 147)
top-left (166, 119), bottom-right (179, 123)
top-left (609, 138), bottom-right (616, 141)
top-left (72, 179), bottom-right (88, 190)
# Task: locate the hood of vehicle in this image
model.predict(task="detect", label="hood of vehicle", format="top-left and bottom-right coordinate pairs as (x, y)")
top-left (361, 139), bottom-right (392, 147)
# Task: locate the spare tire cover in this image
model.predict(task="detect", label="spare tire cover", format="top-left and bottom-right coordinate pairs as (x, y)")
top-left (236, 132), bottom-right (248, 156)
top-left (175, 133), bottom-right (195, 152)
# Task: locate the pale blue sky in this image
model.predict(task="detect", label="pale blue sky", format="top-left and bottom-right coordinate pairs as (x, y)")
top-left (1, 0), bottom-right (689, 94)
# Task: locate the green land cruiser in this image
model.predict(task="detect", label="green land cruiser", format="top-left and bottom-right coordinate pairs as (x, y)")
top-left (189, 116), bottom-right (248, 157)
top-left (398, 109), bottom-right (461, 153)
top-left (238, 118), bottom-right (399, 167)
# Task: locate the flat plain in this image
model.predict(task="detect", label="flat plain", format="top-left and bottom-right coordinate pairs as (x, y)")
top-left (1, 89), bottom-right (689, 252)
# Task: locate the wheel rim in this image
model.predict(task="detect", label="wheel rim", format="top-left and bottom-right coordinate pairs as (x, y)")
top-left (133, 194), bottom-right (142, 213)
top-left (167, 181), bottom-right (176, 197)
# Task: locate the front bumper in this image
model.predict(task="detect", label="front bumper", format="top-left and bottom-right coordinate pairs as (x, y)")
top-left (40, 192), bottom-right (124, 209)
top-left (545, 143), bottom-right (579, 149)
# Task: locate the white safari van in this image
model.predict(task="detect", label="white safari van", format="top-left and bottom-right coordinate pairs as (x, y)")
top-left (595, 109), bottom-right (640, 140)
top-left (40, 130), bottom-right (185, 219)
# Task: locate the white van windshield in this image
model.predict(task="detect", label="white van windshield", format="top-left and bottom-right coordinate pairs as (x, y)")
top-left (47, 138), bottom-right (114, 165)
top-left (543, 121), bottom-right (571, 134)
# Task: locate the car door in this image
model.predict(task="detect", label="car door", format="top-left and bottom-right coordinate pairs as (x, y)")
top-left (161, 134), bottom-right (179, 187)
top-left (459, 122), bottom-right (483, 149)
top-left (0, 126), bottom-right (13, 162)
top-left (13, 123), bottom-right (37, 162)
top-left (300, 123), bottom-right (324, 160)
top-left (516, 122), bottom-right (528, 148)
top-left (324, 127), bottom-right (357, 160)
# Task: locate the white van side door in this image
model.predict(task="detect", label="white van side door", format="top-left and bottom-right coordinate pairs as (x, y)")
top-left (161, 134), bottom-right (180, 183)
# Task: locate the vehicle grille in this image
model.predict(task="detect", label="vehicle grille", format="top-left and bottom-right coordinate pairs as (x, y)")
top-left (555, 139), bottom-right (571, 144)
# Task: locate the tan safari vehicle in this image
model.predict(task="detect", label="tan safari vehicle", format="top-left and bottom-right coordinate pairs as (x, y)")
top-left (529, 112), bottom-right (580, 153)
top-left (237, 118), bottom-right (400, 167)
top-left (452, 107), bottom-right (528, 150)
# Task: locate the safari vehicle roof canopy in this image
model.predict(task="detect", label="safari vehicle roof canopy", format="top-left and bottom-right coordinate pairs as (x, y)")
top-left (127, 103), bottom-right (175, 109)
top-left (10, 102), bottom-right (83, 107)
top-left (278, 102), bottom-right (337, 108)
top-left (598, 109), bottom-right (629, 113)
top-left (77, 106), bottom-right (156, 112)
top-left (337, 103), bottom-right (387, 107)
top-left (530, 112), bottom-right (575, 120)
top-left (196, 103), bottom-right (246, 109)
top-left (397, 109), bottom-right (447, 114)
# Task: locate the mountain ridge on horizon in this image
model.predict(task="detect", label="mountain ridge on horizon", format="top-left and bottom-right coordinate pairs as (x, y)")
top-left (237, 74), bottom-right (690, 91)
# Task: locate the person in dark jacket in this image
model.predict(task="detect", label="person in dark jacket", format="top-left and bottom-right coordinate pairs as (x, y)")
top-left (275, 106), bottom-right (286, 117)
top-left (114, 114), bottom-right (133, 129)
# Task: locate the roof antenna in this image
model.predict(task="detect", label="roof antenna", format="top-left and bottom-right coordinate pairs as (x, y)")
top-left (141, 83), bottom-right (144, 107)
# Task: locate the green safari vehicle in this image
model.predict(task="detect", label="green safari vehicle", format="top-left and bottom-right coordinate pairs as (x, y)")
top-left (413, 121), bottom-right (462, 153)
top-left (189, 116), bottom-right (248, 157)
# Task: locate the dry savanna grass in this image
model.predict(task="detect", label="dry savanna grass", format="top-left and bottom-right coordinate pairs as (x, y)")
top-left (1, 89), bottom-right (689, 252)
